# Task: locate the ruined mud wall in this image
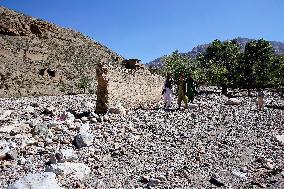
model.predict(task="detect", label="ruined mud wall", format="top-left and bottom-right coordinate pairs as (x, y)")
top-left (95, 64), bottom-right (164, 114)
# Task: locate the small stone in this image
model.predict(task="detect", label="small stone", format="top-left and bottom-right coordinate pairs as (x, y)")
top-left (81, 117), bottom-right (88, 122)
top-left (108, 105), bottom-right (126, 115)
top-left (156, 175), bottom-right (167, 181)
top-left (7, 149), bottom-right (18, 160)
top-left (0, 140), bottom-right (11, 160)
top-left (33, 124), bottom-right (49, 137)
top-left (97, 169), bottom-right (105, 177)
top-left (240, 166), bottom-right (248, 173)
top-left (18, 157), bottom-right (26, 165)
top-left (103, 115), bottom-right (109, 122)
top-left (56, 148), bottom-right (78, 163)
top-left (64, 112), bottom-right (75, 125)
top-left (275, 134), bottom-right (284, 144)
top-left (141, 175), bottom-right (150, 183)
top-left (264, 159), bottom-right (274, 170)
top-left (25, 138), bottom-right (37, 146)
top-left (97, 116), bottom-right (104, 122)
top-left (225, 98), bottom-right (241, 105)
top-left (90, 112), bottom-right (99, 119)
top-left (90, 118), bottom-right (97, 123)
top-left (209, 175), bottom-right (225, 187)
top-left (188, 103), bottom-right (198, 109)
top-left (24, 105), bottom-right (35, 113)
top-left (148, 178), bottom-right (160, 187)
top-left (232, 170), bottom-right (247, 181)
top-left (75, 133), bottom-right (94, 148)
top-left (42, 106), bottom-right (56, 116)
top-left (0, 110), bottom-right (13, 120)
top-left (80, 123), bottom-right (90, 133)
top-left (38, 142), bottom-right (45, 147)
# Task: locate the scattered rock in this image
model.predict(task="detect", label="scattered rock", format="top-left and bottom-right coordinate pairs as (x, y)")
top-left (0, 88), bottom-right (283, 188)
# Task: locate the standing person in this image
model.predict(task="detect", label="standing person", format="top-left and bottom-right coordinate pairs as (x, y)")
top-left (162, 74), bottom-right (173, 109)
top-left (177, 73), bottom-right (188, 110)
top-left (186, 74), bottom-right (197, 103)
top-left (256, 88), bottom-right (265, 111)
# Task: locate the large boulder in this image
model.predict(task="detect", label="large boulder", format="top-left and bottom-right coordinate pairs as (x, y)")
top-left (47, 162), bottom-right (90, 180)
top-left (8, 172), bottom-right (63, 189)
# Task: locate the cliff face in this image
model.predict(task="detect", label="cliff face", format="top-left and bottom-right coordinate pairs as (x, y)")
top-left (0, 7), bottom-right (124, 97)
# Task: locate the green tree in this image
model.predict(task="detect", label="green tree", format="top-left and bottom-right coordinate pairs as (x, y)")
top-left (240, 39), bottom-right (274, 95)
top-left (76, 76), bottom-right (91, 93)
top-left (269, 55), bottom-right (284, 90)
top-left (164, 50), bottom-right (191, 82)
top-left (198, 39), bottom-right (241, 94)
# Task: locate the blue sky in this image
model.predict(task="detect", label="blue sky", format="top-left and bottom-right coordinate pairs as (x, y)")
top-left (1, 0), bottom-right (284, 63)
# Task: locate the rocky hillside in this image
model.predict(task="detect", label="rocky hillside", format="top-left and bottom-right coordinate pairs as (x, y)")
top-left (0, 89), bottom-right (283, 188)
top-left (146, 37), bottom-right (284, 69)
top-left (0, 7), bottom-right (124, 97)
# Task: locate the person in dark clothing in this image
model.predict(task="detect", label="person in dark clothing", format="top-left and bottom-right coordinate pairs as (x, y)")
top-left (163, 74), bottom-right (173, 109)
top-left (186, 75), bottom-right (197, 103)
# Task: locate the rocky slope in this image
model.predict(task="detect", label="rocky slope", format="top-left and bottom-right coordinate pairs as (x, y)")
top-left (0, 89), bottom-right (283, 188)
top-left (146, 37), bottom-right (284, 69)
top-left (0, 7), bottom-right (124, 97)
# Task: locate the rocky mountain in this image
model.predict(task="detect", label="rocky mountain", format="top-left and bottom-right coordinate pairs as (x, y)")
top-left (146, 37), bottom-right (284, 69)
top-left (0, 7), bottom-right (124, 98)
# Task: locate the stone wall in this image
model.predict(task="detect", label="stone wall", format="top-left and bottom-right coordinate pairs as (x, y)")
top-left (95, 63), bottom-right (164, 114)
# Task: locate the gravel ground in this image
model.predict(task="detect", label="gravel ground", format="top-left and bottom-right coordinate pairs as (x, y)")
top-left (0, 90), bottom-right (283, 189)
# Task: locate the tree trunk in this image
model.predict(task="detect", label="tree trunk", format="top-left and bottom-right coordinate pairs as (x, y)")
top-left (221, 84), bottom-right (228, 95)
top-left (248, 88), bottom-right (251, 97)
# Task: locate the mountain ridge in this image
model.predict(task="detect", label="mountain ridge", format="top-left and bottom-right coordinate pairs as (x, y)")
top-left (146, 37), bottom-right (284, 68)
